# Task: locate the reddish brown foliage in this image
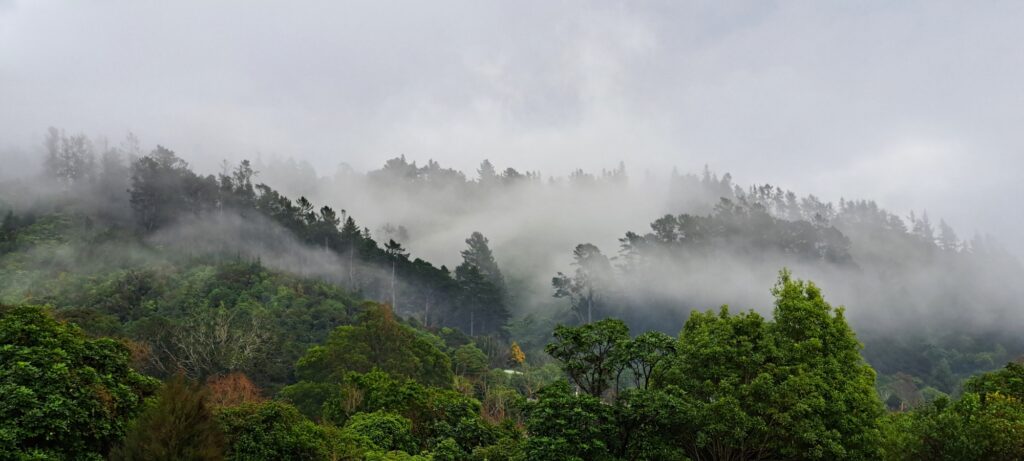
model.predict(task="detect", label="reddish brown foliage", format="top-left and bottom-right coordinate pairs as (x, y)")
top-left (205, 372), bottom-right (263, 408)
top-left (122, 339), bottom-right (153, 371)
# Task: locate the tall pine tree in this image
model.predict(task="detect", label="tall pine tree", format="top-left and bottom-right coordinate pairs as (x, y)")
top-left (456, 232), bottom-right (508, 335)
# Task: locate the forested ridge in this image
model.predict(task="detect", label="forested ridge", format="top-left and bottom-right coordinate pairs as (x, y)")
top-left (2, 129), bottom-right (1024, 460)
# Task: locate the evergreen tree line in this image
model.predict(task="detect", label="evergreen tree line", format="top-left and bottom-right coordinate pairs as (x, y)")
top-left (21, 128), bottom-right (511, 337)
top-left (6, 272), bottom-right (1024, 460)
top-left (553, 173), bottom-right (1024, 404)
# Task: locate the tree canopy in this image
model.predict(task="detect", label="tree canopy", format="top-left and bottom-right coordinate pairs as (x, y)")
top-left (295, 303), bottom-right (453, 388)
top-left (0, 305), bottom-right (158, 460)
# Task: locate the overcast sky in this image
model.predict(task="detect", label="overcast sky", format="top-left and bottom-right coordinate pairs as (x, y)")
top-left (2, 1), bottom-right (1023, 255)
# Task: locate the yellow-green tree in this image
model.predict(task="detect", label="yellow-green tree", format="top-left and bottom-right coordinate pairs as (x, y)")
top-left (658, 270), bottom-right (883, 460)
top-left (295, 303), bottom-right (453, 388)
top-left (509, 342), bottom-right (526, 367)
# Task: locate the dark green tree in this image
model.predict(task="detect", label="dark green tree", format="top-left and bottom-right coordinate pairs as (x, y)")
top-left (544, 318), bottom-right (629, 398)
top-left (110, 374), bottom-right (225, 461)
top-left (129, 146), bottom-right (218, 231)
top-left (610, 388), bottom-right (689, 461)
top-left (522, 380), bottom-right (616, 461)
top-left (552, 243), bottom-right (614, 324)
top-left (455, 264), bottom-right (505, 336)
top-left (460, 232), bottom-right (503, 289)
top-left (617, 331), bottom-right (675, 390)
top-left (384, 239), bottom-right (409, 310)
top-left (455, 233), bottom-right (508, 335)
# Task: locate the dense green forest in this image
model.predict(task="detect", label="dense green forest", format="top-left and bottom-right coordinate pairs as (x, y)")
top-left (3, 129), bottom-right (1024, 459)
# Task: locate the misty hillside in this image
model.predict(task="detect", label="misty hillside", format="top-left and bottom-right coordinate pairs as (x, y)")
top-left (4, 127), bottom-right (1024, 459)
top-left (4, 128), bottom-right (1023, 399)
top-left (225, 148), bottom-right (1024, 398)
top-left (9, 2), bottom-right (1024, 459)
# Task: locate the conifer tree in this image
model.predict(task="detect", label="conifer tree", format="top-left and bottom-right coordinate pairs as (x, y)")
top-left (111, 374), bottom-right (225, 461)
top-left (456, 232), bottom-right (508, 335)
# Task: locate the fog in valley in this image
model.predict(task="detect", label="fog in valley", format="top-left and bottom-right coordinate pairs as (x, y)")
top-left (4, 1), bottom-right (1024, 251)
top-left (9, 3), bottom-right (1024, 459)
top-left (3, 0), bottom-right (1024, 404)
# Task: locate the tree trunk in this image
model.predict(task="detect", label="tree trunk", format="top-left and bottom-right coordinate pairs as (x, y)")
top-left (348, 241), bottom-right (355, 291)
top-left (390, 259), bottom-right (397, 309)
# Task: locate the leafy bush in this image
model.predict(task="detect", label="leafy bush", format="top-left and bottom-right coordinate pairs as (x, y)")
top-left (0, 305), bottom-right (158, 460)
top-left (343, 411), bottom-right (416, 454)
top-left (217, 401), bottom-right (358, 460)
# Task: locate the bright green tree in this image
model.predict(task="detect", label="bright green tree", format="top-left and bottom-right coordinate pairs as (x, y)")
top-left (768, 269), bottom-right (883, 459)
top-left (0, 305), bottom-right (158, 460)
top-left (659, 270), bottom-right (883, 460)
top-left (963, 361), bottom-right (1024, 399)
top-left (882, 362), bottom-right (1024, 461)
top-left (430, 438), bottom-right (465, 461)
top-left (288, 369), bottom-right (496, 454)
top-left (658, 306), bottom-right (774, 460)
top-left (343, 411), bottom-right (417, 454)
top-left (295, 303), bottom-right (453, 388)
top-left (452, 343), bottom-right (489, 377)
